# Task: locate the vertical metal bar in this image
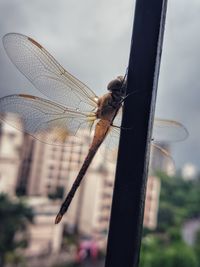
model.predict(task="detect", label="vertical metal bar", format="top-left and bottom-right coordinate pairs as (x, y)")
top-left (105, 1), bottom-right (168, 267)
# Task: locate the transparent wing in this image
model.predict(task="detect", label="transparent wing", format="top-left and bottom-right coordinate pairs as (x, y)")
top-left (111, 113), bottom-right (188, 144)
top-left (150, 143), bottom-right (175, 174)
top-left (102, 115), bottom-right (188, 161)
top-left (104, 116), bottom-right (188, 152)
top-left (112, 106), bottom-right (123, 128)
top-left (103, 107), bottom-right (122, 149)
top-left (3, 33), bottom-right (98, 111)
top-left (104, 126), bottom-right (120, 149)
top-left (101, 108), bottom-right (122, 161)
top-left (152, 118), bottom-right (188, 143)
top-left (0, 94), bottom-right (96, 145)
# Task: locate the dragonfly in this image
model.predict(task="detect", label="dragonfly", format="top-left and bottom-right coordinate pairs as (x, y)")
top-left (0, 33), bottom-right (188, 224)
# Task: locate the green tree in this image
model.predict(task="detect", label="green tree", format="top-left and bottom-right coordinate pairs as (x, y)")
top-left (151, 244), bottom-right (198, 267)
top-left (158, 172), bottom-right (200, 222)
top-left (0, 194), bottom-right (33, 267)
top-left (140, 172), bottom-right (200, 267)
top-left (140, 239), bottom-right (198, 267)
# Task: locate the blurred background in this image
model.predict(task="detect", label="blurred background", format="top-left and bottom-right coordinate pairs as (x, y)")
top-left (0, 0), bottom-right (200, 266)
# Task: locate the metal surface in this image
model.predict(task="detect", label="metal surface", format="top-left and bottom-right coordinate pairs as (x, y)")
top-left (105, 1), bottom-right (168, 267)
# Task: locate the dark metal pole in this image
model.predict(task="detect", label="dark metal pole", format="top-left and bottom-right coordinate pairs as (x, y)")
top-left (105, 1), bottom-right (168, 267)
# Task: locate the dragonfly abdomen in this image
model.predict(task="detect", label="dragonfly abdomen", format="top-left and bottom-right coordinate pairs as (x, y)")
top-left (55, 120), bottom-right (110, 224)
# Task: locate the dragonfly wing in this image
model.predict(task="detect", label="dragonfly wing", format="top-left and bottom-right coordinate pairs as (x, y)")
top-left (3, 33), bottom-right (98, 111)
top-left (112, 106), bottom-right (123, 128)
top-left (150, 143), bottom-right (175, 173)
top-left (153, 118), bottom-right (188, 143)
top-left (0, 94), bottom-right (96, 145)
top-left (101, 108), bottom-right (123, 161)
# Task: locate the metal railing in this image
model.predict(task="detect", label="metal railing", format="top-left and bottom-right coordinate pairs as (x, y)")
top-left (105, 1), bottom-right (168, 266)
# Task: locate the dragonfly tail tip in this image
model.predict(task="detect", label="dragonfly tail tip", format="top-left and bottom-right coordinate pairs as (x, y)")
top-left (55, 213), bottom-right (63, 224)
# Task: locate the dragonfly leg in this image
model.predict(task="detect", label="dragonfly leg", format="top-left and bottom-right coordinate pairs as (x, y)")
top-left (111, 124), bottom-right (132, 130)
top-left (120, 89), bottom-right (150, 105)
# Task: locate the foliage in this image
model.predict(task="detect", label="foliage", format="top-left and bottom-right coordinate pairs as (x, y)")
top-left (16, 184), bottom-right (26, 197)
top-left (140, 239), bottom-right (198, 267)
top-left (158, 173), bottom-right (200, 226)
top-left (5, 251), bottom-right (27, 267)
top-left (140, 173), bottom-right (200, 267)
top-left (0, 194), bottom-right (33, 267)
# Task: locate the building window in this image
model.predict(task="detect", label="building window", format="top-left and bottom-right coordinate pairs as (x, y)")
top-left (49, 164), bottom-right (54, 170)
top-left (8, 132), bottom-right (16, 140)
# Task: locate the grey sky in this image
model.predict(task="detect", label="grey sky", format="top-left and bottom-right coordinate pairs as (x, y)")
top-left (0, 0), bottom-right (199, 171)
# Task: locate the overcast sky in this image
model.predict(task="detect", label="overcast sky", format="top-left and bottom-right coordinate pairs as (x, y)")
top-left (0, 0), bottom-right (199, 171)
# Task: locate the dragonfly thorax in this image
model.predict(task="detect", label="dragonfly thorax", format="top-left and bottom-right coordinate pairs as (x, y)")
top-left (96, 92), bottom-right (122, 121)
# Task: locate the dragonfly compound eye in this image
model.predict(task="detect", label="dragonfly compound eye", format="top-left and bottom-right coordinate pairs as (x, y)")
top-left (107, 76), bottom-right (124, 92)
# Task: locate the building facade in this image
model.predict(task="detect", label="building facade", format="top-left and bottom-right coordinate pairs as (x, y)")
top-left (0, 117), bottom-right (163, 254)
top-left (0, 115), bottom-right (23, 196)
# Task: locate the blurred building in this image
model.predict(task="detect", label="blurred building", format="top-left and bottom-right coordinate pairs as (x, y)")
top-left (16, 134), bottom-right (35, 195)
top-left (0, 115), bottom-right (23, 196)
top-left (22, 131), bottom-right (116, 242)
top-left (0, 116), bottom-right (163, 253)
top-left (143, 176), bottom-right (161, 229)
top-left (26, 133), bottom-right (90, 198)
top-left (24, 197), bottom-right (64, 257)
top-left (66, 149), bottom-right (116, 243)
top-left (67, 169), bottom-right (161, 243)
top-left (182, 218), bottom-right (200, 246)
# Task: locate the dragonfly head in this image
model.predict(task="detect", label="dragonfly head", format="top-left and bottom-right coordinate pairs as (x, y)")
top-left (107, 76), bottom-right (127, 95)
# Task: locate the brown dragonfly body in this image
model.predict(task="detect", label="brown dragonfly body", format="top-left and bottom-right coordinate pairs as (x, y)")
top-left (55, 82), bottom-right (124, 223)
top-left (0, 33), bottom-right (188, 225)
